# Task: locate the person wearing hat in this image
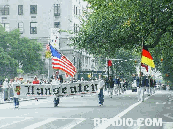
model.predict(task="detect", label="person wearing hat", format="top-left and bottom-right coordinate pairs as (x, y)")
top-left (3, 78), bottom-right (9, 101)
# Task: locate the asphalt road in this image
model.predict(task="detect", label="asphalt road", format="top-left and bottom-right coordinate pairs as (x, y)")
top-left (0, 90), bottom-right (173, 129)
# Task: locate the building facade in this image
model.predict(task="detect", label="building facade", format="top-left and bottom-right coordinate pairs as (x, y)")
top-left (0, 0), bottom-right (97, 80)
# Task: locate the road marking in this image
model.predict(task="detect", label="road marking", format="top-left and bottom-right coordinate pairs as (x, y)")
top-left (164, 113), bottom-right (173, 120)
top-left (163, 122), bottom-right (173, 129)
top-left (59, 118), bottom-right (86, 129)
top-left (0, 117), bottom-right (32, 128)
top-left (155, 102), bottom-right (166, 104)
top-left (24, 118), bottom-right (58, 129)
top-left (94, 96), bottom-right (151, 129)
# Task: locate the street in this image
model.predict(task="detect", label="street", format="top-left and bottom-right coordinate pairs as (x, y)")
top-left (0, 90), bottom-right (173, 129)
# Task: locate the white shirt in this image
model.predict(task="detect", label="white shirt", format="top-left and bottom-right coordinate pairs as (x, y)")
top-left (2, 81), bottom-right (9, 88)
top-left (98, 80), bottom-right (105, 90)
top-left (12, 81), bottom-right (21, 98)
top-left (51, 79), bottom-right (60, 85)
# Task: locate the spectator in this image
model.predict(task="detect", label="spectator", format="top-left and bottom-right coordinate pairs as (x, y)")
top-left (3, 78), bottom-right (9, 101)
top-left (9, 79), bottom-right (14, 100)
top-left (33, 76), bottom-right (39, 84)
top-left (33, 76), bottom-right (39, 101)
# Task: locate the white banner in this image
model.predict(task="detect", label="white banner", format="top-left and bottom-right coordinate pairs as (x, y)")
top-left (12, 80), bottom-right (100, 98)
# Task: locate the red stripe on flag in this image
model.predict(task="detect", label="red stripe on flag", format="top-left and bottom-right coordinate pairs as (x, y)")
top-left (52, 57), bottom-right (76, 77)
top-left (52, 65), bottom-right (74, 77)
top-left (52, 62), bottom-right (75, 75)
top-left (142, 49), bottom-right (153, 60)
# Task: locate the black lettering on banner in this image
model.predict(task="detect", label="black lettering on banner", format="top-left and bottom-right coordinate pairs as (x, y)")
top-left (62, 87), bottom-right (67, 94)
top-left (84, 85), bottom-right (89, 92)
top-left (45, 88), bottom-right (51, 95)
top-left (95, 84), bottom-right (98, 91)
top-left (25, 86), bottom-right (30, 95)
top-left (53, 88), bottom-right (59, 95)
top-left (91, 84), bottom-right (95, 91)
top-left (36, 88), bottom-right (43, 95)
top-left (32, 86), bottom-right (34, 95)
top-left (70, 86), bottom-right (77, 93)
top-left (78, 84), bottom-right (82, 92)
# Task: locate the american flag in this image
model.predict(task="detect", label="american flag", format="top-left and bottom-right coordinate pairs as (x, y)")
top-left (50, 44), bottom-right (76, 77)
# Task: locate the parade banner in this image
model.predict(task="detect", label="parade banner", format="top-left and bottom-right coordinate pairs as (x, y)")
top-left (12, 80), bottom-right (100, 98)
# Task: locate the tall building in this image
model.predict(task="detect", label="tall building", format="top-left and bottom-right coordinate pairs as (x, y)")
top-left (0, 0), bottom-right (97, 80)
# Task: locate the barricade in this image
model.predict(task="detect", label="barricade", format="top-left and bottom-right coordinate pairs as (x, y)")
top-left (12, 80), bottom-right (100, 102)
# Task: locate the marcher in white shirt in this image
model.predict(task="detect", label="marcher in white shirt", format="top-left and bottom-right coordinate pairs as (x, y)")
top-left (98, 77), bottom-right (105, 106)
top-left (12, 77), bottom-right (21, 108)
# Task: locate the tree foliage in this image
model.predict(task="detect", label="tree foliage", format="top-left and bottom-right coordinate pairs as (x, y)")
top-left (72, 0), bottom-right (173, 83)
top-left (0, 26), bottom-right (46, 79)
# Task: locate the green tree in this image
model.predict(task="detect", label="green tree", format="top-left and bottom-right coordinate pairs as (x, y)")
top-left (72, 0), bottom-right (173, 83)
top-left (0, 47), bottom-right (18, 79)
top-left (0, 26), bottom-right (46, 79)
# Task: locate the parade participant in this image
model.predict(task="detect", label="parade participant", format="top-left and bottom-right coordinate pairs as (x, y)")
top-left (108, 76), bottom-right (114, 98)
top-left (138, 72), bottom-right (145, 102)
top-left (12, 77), bottom-right (21, 108)
top-left (51, 75), bottom-right (60, 85)
top-left (98, 76), bottom-right (105, 106)
top-left (116, 77), bottom-right (121, 95)
top-left (150, 76), bottom-right (154, 95)
top-left (51, 75), bottom-right (60, 107)
top-left (145, 76), bottom-right (150, 96)
top-left (2, 78), bottom-right (9, 101)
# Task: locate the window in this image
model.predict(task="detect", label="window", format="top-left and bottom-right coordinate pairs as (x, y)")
top-left (76, 24), bottom-right (78, 33)
top-left (54, 4), bottom-right (60, 16)
top-left (74, 23), bottom-right (75, 33)
top-left (1, 5), bottom-right (9, 15)
top-left (30, 5), bottom-right (37, 14)
top-left (1, 23), bottom-right (10, 32)
top-left (74, 5), bottom-right (75, 14)
top-left (79, 9), bottom-right (80, 16)
top-left (76, 7), bottom-right (77, 15)
top-left (18, 22), bottom-right (23, 34)
top-left (18, 5), bottom-right (23, 15)
top-left (54, 22), bottom-right (60, 28)
top-left (30, 22), bottom-right (37, 34)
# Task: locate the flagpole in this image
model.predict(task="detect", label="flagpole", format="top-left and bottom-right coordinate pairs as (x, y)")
top-left (139, 37), bottom-right (144, 87)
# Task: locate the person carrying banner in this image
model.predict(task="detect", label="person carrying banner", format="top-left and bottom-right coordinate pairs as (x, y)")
top-left (51, 75), bottom-right (61, 107)
top-left (98, 77), bottom-right (105, 106)
top-left (12, 77), bottom-right (21, 108)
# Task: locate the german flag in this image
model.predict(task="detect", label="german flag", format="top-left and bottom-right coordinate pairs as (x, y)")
top-left (141, 45), bottom-right (155, 68)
